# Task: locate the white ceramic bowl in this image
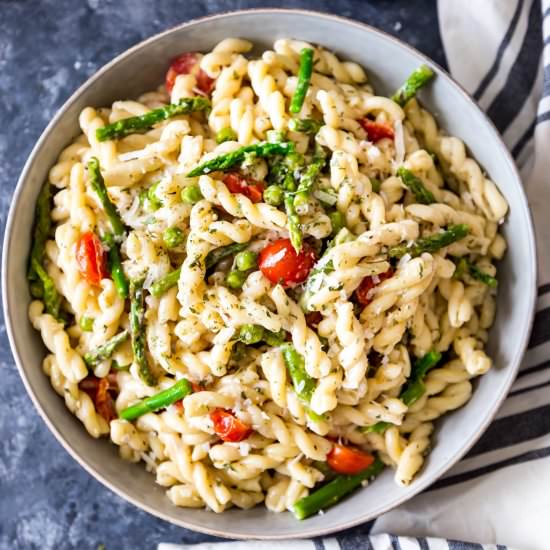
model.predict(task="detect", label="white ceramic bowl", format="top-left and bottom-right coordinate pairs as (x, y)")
top-left (2, 8), bottom-right (537, 539)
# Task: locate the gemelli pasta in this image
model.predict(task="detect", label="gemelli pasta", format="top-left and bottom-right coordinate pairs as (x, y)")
top-left (27, 38), bottom-right (508, 518)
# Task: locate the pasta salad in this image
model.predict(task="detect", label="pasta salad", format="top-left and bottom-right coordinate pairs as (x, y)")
top-left (27, 38), bottom-right (508, 518)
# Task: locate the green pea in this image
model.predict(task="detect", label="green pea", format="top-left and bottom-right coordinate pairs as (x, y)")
top-left (263, 185), bottom-right (284, 206)
top-left (147, 182), bottom-right (162, 210)
top-left (216, 127), bottom-right (237, 144)
top-left (181, 184), bottom-right (203, 204)
top-left (235, 250), bottom-right (258, 271)
top-left (329, 211), bottom-right (346, 236)
top-left (226, 270), bottom-right (247, 289)
top-left (238, 324), bottom-right (265, 345)
top-left (79, 316), bottom-right (94, 332)
top-left (163, 226), bottom-right (184, 249)
top-left (370, 178), bottom-right (382, 193)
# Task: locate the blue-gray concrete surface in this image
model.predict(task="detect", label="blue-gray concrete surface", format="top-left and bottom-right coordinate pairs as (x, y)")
top-left (0, 2), bottom-right (445, 548)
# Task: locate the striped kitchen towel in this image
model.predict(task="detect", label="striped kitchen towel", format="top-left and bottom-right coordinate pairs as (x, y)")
top-left (163, 0), bottom-right (548, 548)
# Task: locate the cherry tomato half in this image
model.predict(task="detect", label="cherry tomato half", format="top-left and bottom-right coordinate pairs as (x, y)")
top-left (165, 52), bottom-right (214, 95)
top-left (327, 443), bottom-right (375, 475)
top-left (210, 409), bottom-right (252, 442)
top-left (75, 231), bottom-right (108, 286)
top-left (223, 173), bottom-right (265, 203)
top-left (79, 376), bottom-right (117, 422)
top-left (355, 268), bottom-right (394, 306)
top-left (259, 238), bottom-right (316, 287)
top-left (359, 118), bottom-right (395, 143)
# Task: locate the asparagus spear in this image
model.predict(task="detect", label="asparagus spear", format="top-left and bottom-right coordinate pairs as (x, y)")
top-left (284, 193), bottom-right (303, 253)
top-left (150, 268), bottom-right (180, 297)
top-left (187, 141), bottom-right (294, 177)
top-left (288, 118), bottom-right (323, 134)
top-left (294, 152), bottom-right (326, 208)
top-left (388, 224), bottom-right (470, 259)
top-left (453, 257), bottom-right (498, 288)
top-left (396, 167), bottom-right (435, 205)
top-left (130, 279), bottom-right (156, 386)
top-left (119, 378), bottom-right (193, 421)
top-left (102, 233), bottom-right (129, 298)
top-left (392, 65), bottom-right (435, 107)
top-left (31, 258), bottom-right (63, 321)
top-left (84, 330), bottom-right (129, 367)
top-left (292, 457), bottom-right (385, 519)
top-left (96, 97), bottom-right (210, 141)
top-left (290, 48), bottom-right (314, 114)
top-left (87, 157), bottom-right (125, 235)
top-left (281, 343), bottom-right (316, 402)
top-left (363, 350), bottom-right (442, 434)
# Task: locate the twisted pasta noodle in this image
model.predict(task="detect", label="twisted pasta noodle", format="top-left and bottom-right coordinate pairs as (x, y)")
top-left (43, 354), bottom-right (109, 437)
top-left (79, 107), bottom-right (117, 168)
top-left (394, 423), bottom-right (434, 486)
top-left (453, 328), bottom-right (492, 376)
top-left (248, 59), bottom-right (287, 130)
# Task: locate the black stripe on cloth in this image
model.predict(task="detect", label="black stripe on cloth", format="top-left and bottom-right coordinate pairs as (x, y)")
top-left (497, 545), bottom-right (507, 550)
top-left (429, 445), bottom-right (550, 491)
top-left (511, 119), bottom-right (535, 158)
top-left (486, 0), bottom-right (543, 134)
top-left (544, 5), bottom-right (550, 18)
top-left (528, 307), bottom-right (550, 348)
top-left (448, 541), bottom-right (484, 550)
top-left (538, 282), bottom-right (550, 295)
top-left (465, 403), bottom-right (550, 458)
top-left (543, 64), bottom-right (550, 97)
top-left (337, 535), bottom-right (373, 550)
top-left (517, 357), bottom-right (550, 378)
top-left (313, 538), bottom-right (326, 550)
top-left (390, 534), bottom-right (401, 550)
top-left (472, 0), bottom-right (524, 101)
top-left (536, 110), bottom-right (550, 124)
top-left (416, 538), bottom-right (430, 550)
top-left (509, 378), bottom-right (550, 397)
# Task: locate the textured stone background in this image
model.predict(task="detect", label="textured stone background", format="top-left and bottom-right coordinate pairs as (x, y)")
top-left (0, 1), bottom-right (445, 548)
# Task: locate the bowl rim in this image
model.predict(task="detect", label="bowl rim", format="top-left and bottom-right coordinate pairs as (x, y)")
top-left (2, 6), bottom-right (538, 540)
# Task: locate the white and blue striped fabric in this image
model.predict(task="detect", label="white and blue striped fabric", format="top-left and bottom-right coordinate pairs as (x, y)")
top-left (163, 1), bottom-right (549, 548)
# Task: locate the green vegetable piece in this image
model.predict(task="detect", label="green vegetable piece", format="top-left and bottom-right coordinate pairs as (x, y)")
top-left (147, 182), bottom-right (162, 209)
top-left (263, 184), bottom-right (284, 206)
top-left (329, 211), bottom-right (346, 236)
top-left (216, 127), bottom-right (237, 144)
top-left (371, 178), bottom-right (382, 193)
top-left (362, 421), bottom-right (391, 434)
top-left (288, 118), bottom-right (323, 134)
top-left (163, 226), bottom-right (184, 249)
top-left (281, 343), bottom-right (316, 402)
top-left (388, 224), bottom-right (470, 259)
top-left (292, 457), bottom-right (385, 519)
top-left (150, 268), bottom-right (180, 297)
top-left (237, 324), bottom-right (265, 345)
top-left (235, 250), bottom-right (258, 271)
top-left (400, 349), bottom-right (442, 406)
top-left (397, 167), bottom-right (435, 205)
top-left (205, 242), bottom-right (248, 270)
top-left (96, 97), bottom-right (211, 141)
top-left (31, 258), bottom-right (63, 322)
top-left (87, 158), bottom-right (125, 235)
top-left (28, 182), bottom-right (52, 281)
top-left (130, 279), bottom-right (156, 386)
top-left (102, 233), bottom-right (129, 299)
top-left (290, 48), bottom-right (314, 114)
top-left (29, 281), bottom-right (43, 299)
top-left (226, 270), bottom-right (247, 289)
top-left (284, 193), bottom-right (303, 253)
top-left (79, 316), bottom-right (94, 332)
top-left (392, 64), bottom-right (435, 107)
top-left (263, 329), bottom-right (287, 347)
top-left (453, 257), bottom-right (469, 280)
top-left (187, 141), bottom-right (294, 177)
top-left (453, 257), bottom-right (498, 288)
top-left (119, 378), bottom-right (193, 421)
top-left (84, 330), bottom-right (129, 367)
top-left (111, 361), bottom-right (130, 371)
top-left (181, 184), bottom-right (203, 204)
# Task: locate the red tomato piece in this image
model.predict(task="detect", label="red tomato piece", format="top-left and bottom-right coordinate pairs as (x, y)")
top-left (305, 311), bottom-right (323, 328)
top-left (327, 443), bottom-right (375, 475)
top-left (355, 268), bottom-right (394, 306)
top-left (75, 232), bottom-right (108, 286)
top-left (359, 118), bottom-right (395, 143)
top-left (78, 376), bottom-right (117, 422)
top-left (223, 173), bottom-right (265, 203)
top-left (165, 52), bottom-right (214, 95)
top-left (210, 409), bottom-right (252, 442)
top-left (258, 238), bottom-right (316, 287)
